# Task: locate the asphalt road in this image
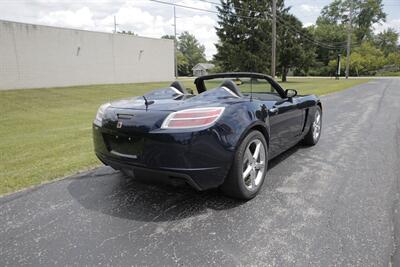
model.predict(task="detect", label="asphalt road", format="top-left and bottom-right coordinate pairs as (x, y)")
top-left (1, 78), bottom-right (400, 266)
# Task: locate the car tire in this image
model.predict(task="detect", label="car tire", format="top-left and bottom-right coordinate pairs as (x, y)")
top-left (221, 130), bottom-right (268, 200)
top-left (303, 106), bottom-right (322, 146)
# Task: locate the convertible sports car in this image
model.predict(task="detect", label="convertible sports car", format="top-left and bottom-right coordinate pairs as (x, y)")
top-left (93, 72), bottom-right (322, 199)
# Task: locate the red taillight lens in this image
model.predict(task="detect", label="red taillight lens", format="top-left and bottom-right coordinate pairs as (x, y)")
top-left (161, 107), bottom-right (225, 129)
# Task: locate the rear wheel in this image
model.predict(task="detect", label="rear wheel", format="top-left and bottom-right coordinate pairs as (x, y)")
top-left (303, 106), bottom-right (322, 146)
top-left (221, 130), bottom-right (268, 200)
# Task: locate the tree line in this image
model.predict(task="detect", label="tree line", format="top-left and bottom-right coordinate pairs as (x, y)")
top-left (163, 0), bottom-right (399, 79)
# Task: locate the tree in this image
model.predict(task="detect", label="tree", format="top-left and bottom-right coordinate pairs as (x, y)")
top-left (352, 42), bottom-right (386, 75)
top-left (161, 35), bottom-right (176, 42)
top-left (374, 28), bottom-right (399, 56)
top-left (215, 0), bottom-right (316, 74)
top-left (176, 51), bottom-right (189, 76)
top-left (214, 0), bottom-right (283, 73)
top-left (118, 30), bottom-right (136, 35)
top-left (178, 31), bottom-right (206, 76)
top-left (162, 32), bottom-right (206, 76)
top-left (308, 19), bottom-right (348, 66)
top-left (328, 42), bottom-right (386, 75)
top-left (214, 0), bottom-right (314, 80)
top-left (387, 52), bottom-right (400, 67)
top-left (278, 14), bottom-right (316, 81)
top-left (319, 0), bottom-right (386, 41)
top-left (308, 0), bottom-right (389, 75)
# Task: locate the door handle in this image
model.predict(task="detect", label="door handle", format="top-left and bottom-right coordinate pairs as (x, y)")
top-left (269, 107), bottom-right (278, 115)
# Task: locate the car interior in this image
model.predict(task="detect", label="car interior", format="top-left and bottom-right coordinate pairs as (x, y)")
top-left (169, 75), bottom-right (285, 101)
top-left (170, 81), bottom-right (188, 94)
top-left (210, 78), bottom-right (283, 101)
top-left (219, 79), bottom-right (243, 97)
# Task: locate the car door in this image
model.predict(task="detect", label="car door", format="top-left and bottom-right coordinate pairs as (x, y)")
top-left (235, 77), bottom-right (304, 157)
top-left (255, 82), bottom-right (304, 157)
top-left (268, 97), bottom-right (304, 152)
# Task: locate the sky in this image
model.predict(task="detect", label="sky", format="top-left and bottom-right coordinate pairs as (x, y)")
top-left (0, 0), bottom-right (399, 59)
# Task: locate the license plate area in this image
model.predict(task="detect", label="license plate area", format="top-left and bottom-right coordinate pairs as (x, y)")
top-left (103, 133), bottom-right (144, 159)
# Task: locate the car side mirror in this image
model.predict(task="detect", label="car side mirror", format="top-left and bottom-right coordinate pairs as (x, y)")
top-left (285, 89), bottom-right (297, 98)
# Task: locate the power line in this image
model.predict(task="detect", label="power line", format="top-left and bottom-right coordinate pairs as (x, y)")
top-left (195, 0), bottom-right (352, 49)
top-left (149, 0), bottom-right (356, 50)
top-left (147, 0), bottom-right (219, 15)
top-left (197, 0), bottom-right (360, 48)
top-left (274, 15), bottom-right (347, 49)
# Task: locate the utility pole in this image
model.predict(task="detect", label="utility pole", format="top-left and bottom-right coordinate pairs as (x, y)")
top-left (271, 0), bottom-right (277, 78)
top-left (113, 16), bottom-right (118, 33)
top-left (173, 6), bottom-right (178, 78)
top-left (345, 1), bottom-right (353, 79)
top-left (336, 54), bottom-right (341, 80)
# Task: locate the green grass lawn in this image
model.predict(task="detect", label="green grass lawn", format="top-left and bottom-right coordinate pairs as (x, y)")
top-left (376, 71), bottom-right (400, 77)
top-left (0, 78), bottom-right (370, 195)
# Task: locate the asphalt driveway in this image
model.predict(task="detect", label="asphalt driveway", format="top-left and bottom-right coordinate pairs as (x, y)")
top-left (1, 78), bottom-right (399, 266)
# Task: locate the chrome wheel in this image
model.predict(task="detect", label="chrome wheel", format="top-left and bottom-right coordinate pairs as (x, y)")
top-left (313, 110), bottom-right (321, 141)
top-left (242, 139), bottom-right (266, 191)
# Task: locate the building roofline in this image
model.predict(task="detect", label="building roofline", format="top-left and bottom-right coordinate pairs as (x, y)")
top-left (0, 19), bottom-right (173, 43)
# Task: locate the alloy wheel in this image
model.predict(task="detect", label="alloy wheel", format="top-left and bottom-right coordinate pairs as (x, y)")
top-left (242, 139), bottom-right (266, 191)
top-left (313, 110), bottom-right (321, 141)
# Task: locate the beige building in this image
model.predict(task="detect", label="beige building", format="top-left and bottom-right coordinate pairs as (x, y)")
top-left (0, 20), bottom-right (174, 90)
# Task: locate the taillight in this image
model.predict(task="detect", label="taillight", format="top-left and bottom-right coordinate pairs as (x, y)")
top-left (161, 107), bottom-right (225, 129)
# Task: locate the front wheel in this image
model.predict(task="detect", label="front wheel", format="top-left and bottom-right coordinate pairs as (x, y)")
top-left (221, 130), bottom-right (268, 200)
top-left (303, 106), bottom-right (322, 146)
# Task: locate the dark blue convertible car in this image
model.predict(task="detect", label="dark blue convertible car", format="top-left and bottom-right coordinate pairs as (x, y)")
top-left (93, 72), bottom-right (322, 199)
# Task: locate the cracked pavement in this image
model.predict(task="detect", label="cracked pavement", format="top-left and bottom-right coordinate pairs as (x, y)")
top-left (1, 78), bottom-right (400, 266)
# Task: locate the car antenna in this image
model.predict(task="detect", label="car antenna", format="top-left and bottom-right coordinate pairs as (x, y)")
top-left (250, 77), bottom-right (253, 101)
top-left (143, 95), bottom-right (149, 110)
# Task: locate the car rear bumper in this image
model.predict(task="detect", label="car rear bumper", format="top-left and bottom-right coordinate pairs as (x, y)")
top-left (96, 152), bottom-right (225, 190)
top-left (93, 124), bottom-right (234, 190)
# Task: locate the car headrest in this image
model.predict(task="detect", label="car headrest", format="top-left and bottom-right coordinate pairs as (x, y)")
top-left (220, 79), bottom-right (242, 97)
top-left (170, 81), bottom-right (188, 94)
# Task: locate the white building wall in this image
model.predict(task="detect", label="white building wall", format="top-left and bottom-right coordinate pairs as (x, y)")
top-left (0, 20), bottom-right (174, 90)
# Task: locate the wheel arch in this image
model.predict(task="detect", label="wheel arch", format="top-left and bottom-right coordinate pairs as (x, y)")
top-left (305, 101), bottom-right (322, 132)
top-left (235, 121), bottom-right (270, 151)
top-left (317, 101), bottom-right (322, 112)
